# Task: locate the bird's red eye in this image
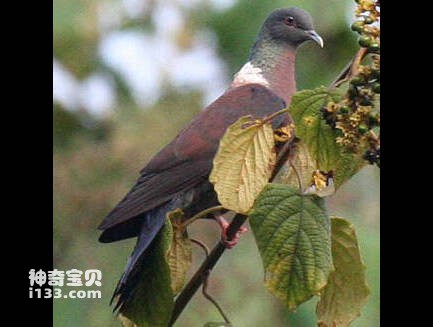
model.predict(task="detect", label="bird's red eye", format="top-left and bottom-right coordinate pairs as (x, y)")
top-left (284, 16), bottom-right (295, 26)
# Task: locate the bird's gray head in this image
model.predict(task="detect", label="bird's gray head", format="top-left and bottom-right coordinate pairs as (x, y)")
top-left (260, 7), bottom-right (323, 48)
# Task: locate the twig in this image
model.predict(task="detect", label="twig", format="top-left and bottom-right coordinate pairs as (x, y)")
top-left (169, 137), bottom-right (294, 325)
top-left (270, 136), bottom-right (295, 181)
top-left (329, 48), bottom-right (368, 89)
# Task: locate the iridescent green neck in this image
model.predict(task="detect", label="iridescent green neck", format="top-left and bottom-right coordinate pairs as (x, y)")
top-left (232, 37), bottom-right (297, 104)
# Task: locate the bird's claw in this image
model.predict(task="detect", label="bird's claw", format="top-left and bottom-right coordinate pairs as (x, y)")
top-left (215, 215), bottom-right (248, 249)
top-left (221, 225), bottom-right (248, 249)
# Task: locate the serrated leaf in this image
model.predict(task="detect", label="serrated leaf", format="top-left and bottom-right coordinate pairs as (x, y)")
top-left (281, 142), bottom-right (335, 197)
top-left (333, 151), bottom-right (365, 188)
top-left (290, 87), bottom-right (341, 170)
top-left (119, 222), bottom-right (174, 327)
top-left (209, 116), bottom-right (276, 214)
top-left (166, 209), bottom-right (192, 295)
top-left (249, 184), bottom-right (332, 311)
top-left (289, 87), bottom-right (366, 189)
top-left (282, 141), bottom-right (317, 189)
top-left (316, 217), bottom-right (370, 327)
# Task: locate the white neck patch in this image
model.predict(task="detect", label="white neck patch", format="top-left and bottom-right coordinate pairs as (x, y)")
top-left (232, 61), bottom-right (269, 87)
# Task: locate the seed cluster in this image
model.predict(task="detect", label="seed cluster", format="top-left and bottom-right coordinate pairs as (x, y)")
top-left (322, 0), bottom-right (380, 167)
top-left (353, 0), bottom-right (380, 53)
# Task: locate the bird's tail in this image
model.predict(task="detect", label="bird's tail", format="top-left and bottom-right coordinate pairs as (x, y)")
top-left (110, 201), bottom-right (175, 312)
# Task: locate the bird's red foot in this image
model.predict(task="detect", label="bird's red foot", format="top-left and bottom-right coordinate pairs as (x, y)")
top-left (215, 215), bottom-right (248, 249)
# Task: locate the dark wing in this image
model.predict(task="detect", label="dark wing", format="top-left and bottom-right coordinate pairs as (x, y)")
top-left (98, 83), bottom-right (287, 231)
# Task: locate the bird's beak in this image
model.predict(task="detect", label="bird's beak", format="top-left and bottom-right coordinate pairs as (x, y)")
top-left (306, 30), bottom-right (324, 48)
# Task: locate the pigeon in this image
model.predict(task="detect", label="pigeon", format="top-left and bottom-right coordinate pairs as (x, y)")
top-left (98, 7), bottom-right (323, 311)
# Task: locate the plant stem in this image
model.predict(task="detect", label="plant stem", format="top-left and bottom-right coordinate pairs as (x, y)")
top-left (169, 137), bottom-right (294, 326)
top-left (262, 107), bottom-right (290, 124)
top-left (191, 238), bottom-right (210, 257)
top-left (181, 205), bottom-right (225, 228)
top-left (202, 269), bottom-right (232, 324)
top-left (169, 213), bottom-right (247, 326)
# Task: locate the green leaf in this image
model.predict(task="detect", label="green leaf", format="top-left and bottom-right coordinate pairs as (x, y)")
top-left (249, 184), bottom-right (332, 311)
top-left (289, 87), bottom-right (365, 189)
top-left (166, 209), bottom-right (192, 295)
top-left (282, 143), bottom-right (335, 198)
top-left (316, 217), bottom-right (370, 327)
top-left (203, 323), bottom-right (233, 327)
top-left (333, 151), bottom-right (366, 189)
top-left (290, 87), bottom-right (341, 170)
top-left (119, 222), bottom-right (174, 327)
top-left (281, 141), bottom-right (317, 190)
top-left (209, 116), bottom-right (276, 214)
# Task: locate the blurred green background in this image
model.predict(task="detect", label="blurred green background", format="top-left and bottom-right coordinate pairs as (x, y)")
top-left (53, 0), bottom-right (379, 326)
